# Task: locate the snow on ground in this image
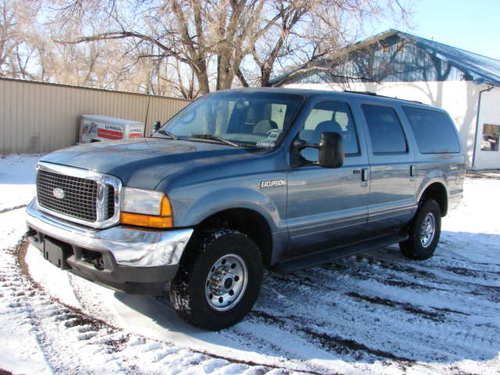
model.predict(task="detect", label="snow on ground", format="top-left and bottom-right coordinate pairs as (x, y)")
top-left (0, 155), bottom-right (39, 212)
top-left (1, 155), bottom-right (499, 374)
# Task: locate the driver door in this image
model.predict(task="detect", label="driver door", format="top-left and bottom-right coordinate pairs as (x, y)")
top-left (285, 99), bottom-right (370, 258)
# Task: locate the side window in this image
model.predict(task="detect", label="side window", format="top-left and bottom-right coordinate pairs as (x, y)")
top-left (403, 106), bottom-right (461, 154)
top-left (362, 105), bottom-right (408, 154)
top-left (270, 103), bottom-right (287, 129)
top-left (482, 124), bottom-right (500, 151)
top-left (299, 101), bottom-right (360, 162)
top-left (304, 109), bottom-right (333, 130)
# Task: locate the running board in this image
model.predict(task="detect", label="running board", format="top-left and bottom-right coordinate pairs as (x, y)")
top-left (273, 233), bottom-right (408, 273)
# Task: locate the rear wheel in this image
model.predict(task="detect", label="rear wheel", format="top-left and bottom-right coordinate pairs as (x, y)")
top-left (400, 199), bottom-right (441, 260)
top-left (169, 229), bottom-right (263, 330)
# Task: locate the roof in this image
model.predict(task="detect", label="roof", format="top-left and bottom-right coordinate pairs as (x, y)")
top-left (81, 114), bottom-right (143, 125)
top-left (271, 29), bottom-right (500, 86)
top-left (211, 87), bottom-right (444, 111)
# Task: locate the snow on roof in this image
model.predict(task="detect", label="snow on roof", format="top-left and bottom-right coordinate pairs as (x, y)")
top-left (272, 29), bottom-right (500, 86)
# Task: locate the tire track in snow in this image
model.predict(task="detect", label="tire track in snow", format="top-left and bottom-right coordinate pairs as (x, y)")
top-left (0, 209), bottom-right (315, 375)
top-left (0, 204), bottom-right (27, 214)
top-left (14, 240), bottom-right (321, 374)
top-left (250, 310), bottom-right (414, 363)
top-left (253, 253), bottom-right (500, 365)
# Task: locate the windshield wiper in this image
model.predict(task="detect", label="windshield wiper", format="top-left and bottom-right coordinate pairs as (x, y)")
top-left (189, 134), bottom-right (240, 147)
top-left (156, 129), bottom-right (178, 140)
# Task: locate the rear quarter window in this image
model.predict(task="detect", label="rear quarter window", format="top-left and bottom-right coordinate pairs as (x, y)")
top-left (403, 107), bottom-right (460, 154)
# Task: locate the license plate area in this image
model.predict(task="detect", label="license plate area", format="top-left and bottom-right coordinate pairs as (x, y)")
top-left (42, 238), bottom-right (71, 269)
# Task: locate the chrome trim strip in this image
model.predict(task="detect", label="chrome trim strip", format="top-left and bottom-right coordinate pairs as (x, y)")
top-left (287, 211), bottom-right (367, 237)
top-left (26, 199), bottom-right (193, 267)
top-left (37, 162), bottom-right (122, 229)
top-left (368, 204), bottom-right (418, 218)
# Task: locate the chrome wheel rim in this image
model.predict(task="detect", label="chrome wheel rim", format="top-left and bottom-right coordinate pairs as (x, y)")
top-left (205, 254), bottom-right (248, 311)
top-left (419, 212), bottom-right (436, 248)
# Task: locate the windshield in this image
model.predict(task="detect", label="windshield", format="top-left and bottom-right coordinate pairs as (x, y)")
top-left (156, 91), bottom-right (303, 147)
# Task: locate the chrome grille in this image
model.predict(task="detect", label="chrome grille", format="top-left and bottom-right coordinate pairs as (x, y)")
top-left (35, 162), bottom-right (122, 228)
top-left (107, 187), bottom-right (115, 218)
top-left (37, 170), bottom-right (98, 222)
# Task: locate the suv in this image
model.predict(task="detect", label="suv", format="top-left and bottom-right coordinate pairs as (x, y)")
top-left (26, 88), bottom-right (465, 330)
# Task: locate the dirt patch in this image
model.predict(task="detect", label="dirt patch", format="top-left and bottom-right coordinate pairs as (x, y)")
top-left (0, 204), bottom-right (27, 214)
top-left (347, 292), bottom-right (445, 322)
top-left (301, 327), bottom-right (413, 363)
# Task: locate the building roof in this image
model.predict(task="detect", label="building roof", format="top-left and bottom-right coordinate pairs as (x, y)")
top-left (271, 29), bottom-right (500, 87)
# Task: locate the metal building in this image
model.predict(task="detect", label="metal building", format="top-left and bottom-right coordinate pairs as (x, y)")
top-left (272, 30), bottom-right (500, 169)
top-left (0, 78), bottom-right (189, 154)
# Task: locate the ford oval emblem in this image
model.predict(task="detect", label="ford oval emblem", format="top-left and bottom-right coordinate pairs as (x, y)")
top-left (53, 187), bottom-right (65, 200)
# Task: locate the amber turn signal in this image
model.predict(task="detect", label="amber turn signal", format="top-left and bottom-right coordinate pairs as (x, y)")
top-left (160, 195), bottom-right (172, 216)
top-left (120, 212), bottom-right (173, 229)
top-left (120, 194), bottom-right (173, 228)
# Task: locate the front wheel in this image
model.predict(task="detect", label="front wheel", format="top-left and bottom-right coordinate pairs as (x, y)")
top-left (169, 229), bottom-right (263, 330)
top-left (400, 199), bottom-right (442, 260)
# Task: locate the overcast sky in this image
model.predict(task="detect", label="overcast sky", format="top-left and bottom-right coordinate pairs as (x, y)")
top-left (372, 0), bottom-right (500, 60)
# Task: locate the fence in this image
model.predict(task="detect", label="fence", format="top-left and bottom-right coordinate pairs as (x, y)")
top-left (0, 78), bottom-right (190, 154)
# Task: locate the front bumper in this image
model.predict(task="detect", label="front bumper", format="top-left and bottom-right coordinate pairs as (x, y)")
top-left (26, 200), bottom-right (193, 294)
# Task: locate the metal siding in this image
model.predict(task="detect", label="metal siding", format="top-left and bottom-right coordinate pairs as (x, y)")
top-left (0, 78), bottom-right (189, 154)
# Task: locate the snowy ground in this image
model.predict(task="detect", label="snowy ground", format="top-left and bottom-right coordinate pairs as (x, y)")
top-left (0, 154), bottom-right (499, 374)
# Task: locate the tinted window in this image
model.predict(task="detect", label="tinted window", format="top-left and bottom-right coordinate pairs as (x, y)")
top-left (362, 105), bottom-right (407, 154)
top-left (403, 107), bottom-right (461, 154)
top-left (299, 101), bottom-right (360, 162)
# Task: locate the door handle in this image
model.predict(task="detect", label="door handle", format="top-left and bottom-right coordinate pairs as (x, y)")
top-left (410, 165), bottom-right (416, 177)
top-left (353, 168), bottom-right (369, 182)
top-left (361, 168), bottom-right (369, 182)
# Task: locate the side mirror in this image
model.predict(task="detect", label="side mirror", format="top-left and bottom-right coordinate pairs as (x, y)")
top-left (293, 132), bottom-right (344, 168)
top-left (153, 121), bottom-right (162, 132)
top-left (319, 132), bottom-right (344, 168)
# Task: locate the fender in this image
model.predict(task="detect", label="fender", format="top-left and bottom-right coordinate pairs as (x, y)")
top-left (176, 187), bottom-right (283, 232)
top-left (416, 176), bottom-right (449, 204)
top-left (175, 186), bottom-right (288, 264)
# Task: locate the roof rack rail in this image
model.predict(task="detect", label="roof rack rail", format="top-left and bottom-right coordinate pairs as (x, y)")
top-left (343, 90), bottom-right (423, 104)
top-left (344, 90), bottom-right (377, 96)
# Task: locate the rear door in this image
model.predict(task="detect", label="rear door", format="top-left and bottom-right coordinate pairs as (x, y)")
top-left (286, 99), bottom-right (370, 258)
top-left (359, 103), bottom-right (417, 232)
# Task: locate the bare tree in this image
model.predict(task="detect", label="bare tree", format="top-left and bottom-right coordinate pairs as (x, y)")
top-left (81, 0), bottom-right (408, 93)
top-left (1, 0), bottom-right (412, 97)
top-left (0, 0), bottom-right (42, 78)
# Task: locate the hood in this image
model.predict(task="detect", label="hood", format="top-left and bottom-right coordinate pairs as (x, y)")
top-left (41, 138), bottom-right (259, 190)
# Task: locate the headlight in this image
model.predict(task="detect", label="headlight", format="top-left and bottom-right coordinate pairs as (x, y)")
top-left (120, 188), bottom-right (173, 228)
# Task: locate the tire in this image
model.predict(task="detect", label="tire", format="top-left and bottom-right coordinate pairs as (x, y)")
top-left (399, 199), bottom-right (441, 260)
top-left (169, 229), bottom-right (263, 330)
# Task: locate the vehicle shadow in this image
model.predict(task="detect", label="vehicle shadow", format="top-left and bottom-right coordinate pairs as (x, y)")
top-left (113, 230), bottom-right (500, 369)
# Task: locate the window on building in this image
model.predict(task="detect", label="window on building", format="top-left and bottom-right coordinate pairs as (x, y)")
top-left (362, 105), bottom-right (408, 154)
top-left (403, 107), bottom-right (461, 154)
top-left (299, 101), bottom-right (360, 162)
top-left (481, 124), bottom-right (500, 151)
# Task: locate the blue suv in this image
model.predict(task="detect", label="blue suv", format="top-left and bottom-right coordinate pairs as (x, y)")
top-left (27, 88), bottom-right (465, 329)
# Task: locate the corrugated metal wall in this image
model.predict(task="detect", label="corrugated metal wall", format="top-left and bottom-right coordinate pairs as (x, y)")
top-left (0, 78), bottom-right (190, 154)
